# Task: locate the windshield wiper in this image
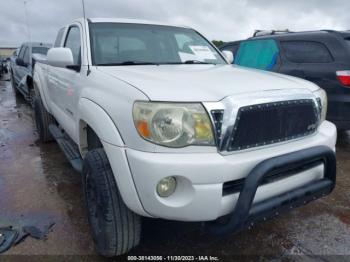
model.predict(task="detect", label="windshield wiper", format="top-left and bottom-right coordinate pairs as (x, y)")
top-left (183, 60), bottom-right (212, 64)
top-left (155, 60), bottom-right (216, 65)
top-left (97, 60), bottom-right (216, 66)
top-left (97, 61), bottom-right (159, 66)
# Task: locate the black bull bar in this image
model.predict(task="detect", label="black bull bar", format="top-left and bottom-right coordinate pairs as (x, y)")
top-left (210, 146), bottom-right (336, 235)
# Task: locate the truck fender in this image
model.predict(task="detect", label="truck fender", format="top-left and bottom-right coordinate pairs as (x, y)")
top-left (78, 98), bottom-right (149, 216)
top-left (33, 64), bottom-right (51, 112)
top-left (77, 98), bottom-right (124, 155)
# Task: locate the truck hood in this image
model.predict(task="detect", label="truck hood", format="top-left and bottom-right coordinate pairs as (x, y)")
top-left (97, 64), bottom-right (319, 102)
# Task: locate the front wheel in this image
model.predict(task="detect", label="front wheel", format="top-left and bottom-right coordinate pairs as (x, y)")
top-left (82, 148), bottom-right (141, 257)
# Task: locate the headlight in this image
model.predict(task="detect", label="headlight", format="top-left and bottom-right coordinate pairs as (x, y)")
top-left (133, 102), bottom-right (215, 147)
top-left (313, 88), bottom-right (327, 122)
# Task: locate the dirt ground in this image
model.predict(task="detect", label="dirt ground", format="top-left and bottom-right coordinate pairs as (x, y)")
top-left (1, 74), bottom-right (350, 261)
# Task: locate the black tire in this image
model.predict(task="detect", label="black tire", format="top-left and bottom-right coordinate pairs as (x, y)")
top-left (82, 149), bottom-right (141, 257)
top-left (34, 96), bottom-right (55, 142)
top-left (29, 89), bottom-right (35, 108)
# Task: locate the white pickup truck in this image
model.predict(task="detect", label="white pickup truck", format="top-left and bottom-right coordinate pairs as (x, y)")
top-left (34, 18), bottom-right (337, 256)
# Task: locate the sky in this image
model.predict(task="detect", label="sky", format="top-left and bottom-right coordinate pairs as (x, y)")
top-left (0, 0), bottom-right (349, 47)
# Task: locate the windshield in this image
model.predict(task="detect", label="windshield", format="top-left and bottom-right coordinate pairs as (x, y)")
top-left (90, 23), bottom-right (226, 65)
top-left (32, 47), bottom-right (50, 55)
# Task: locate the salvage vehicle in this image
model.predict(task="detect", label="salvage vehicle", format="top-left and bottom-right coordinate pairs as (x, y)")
top-left (0, 58), bottom-right (8, 77)
top-left (10, 42), bottom-right (51, 104)
top-left (0, 59), bottom-right (4, 78)
top-left (220, 30), bottom-right (350, 130)
top-left (33, 18), bottom-right (337, 257)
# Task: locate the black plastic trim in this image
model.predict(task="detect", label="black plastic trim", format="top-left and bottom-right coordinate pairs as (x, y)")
top-left (210, 145), bottom-right (336, 235)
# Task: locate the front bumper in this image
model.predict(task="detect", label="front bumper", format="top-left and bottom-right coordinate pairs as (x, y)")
top-left (210, 145), bottom-right (335, 235)
top-left (125, 121), bottom-right (337, 221)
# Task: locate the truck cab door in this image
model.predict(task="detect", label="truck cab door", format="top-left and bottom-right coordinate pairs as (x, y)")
top-left (49, 25), bottom-right (83, 141)
top-left (278, 60), bottom-right (305, 78)
top-left (14, 46), bottom-right (30, 94)
top-left (13, 46), bottom-right (24, 84)
top-left (17, 46), bottom-right (31, 96)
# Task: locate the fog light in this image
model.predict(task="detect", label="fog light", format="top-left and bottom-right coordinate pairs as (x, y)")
top-left (156, 177), bottom-right (177, 197)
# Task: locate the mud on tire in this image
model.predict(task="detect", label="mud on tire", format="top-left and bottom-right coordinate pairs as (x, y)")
top-left (34, 96), bottom-right (55, 143)
top-left (82, 148), bottom-right (141, 257)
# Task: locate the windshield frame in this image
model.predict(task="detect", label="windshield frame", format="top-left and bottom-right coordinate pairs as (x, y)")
top-left (32, 46), bottom-right (50, 55)
top-left (88, 22), bottom-right (228, 66)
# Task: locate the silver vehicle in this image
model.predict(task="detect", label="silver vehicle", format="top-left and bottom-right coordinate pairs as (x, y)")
top-left (10, 42), bottom-right (51, 104)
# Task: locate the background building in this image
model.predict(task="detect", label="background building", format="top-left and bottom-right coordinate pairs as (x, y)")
top-left (0, 46), bottom-right (17, 59)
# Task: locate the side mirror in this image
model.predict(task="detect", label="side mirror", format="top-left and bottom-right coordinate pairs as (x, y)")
top-left (47, 47), bottom-right (74, 68)
top-left (222, 50), bottom-right (234, 64)
top-left (16, 58), bottom-right (27, 67)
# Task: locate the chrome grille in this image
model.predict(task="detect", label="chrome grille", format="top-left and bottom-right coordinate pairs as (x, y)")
top-left (210, 110), bottom-right (224, 145)
top-left (220, 99), bottom-right (319, 152)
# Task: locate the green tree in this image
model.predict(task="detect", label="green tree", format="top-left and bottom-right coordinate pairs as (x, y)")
top-left (212, 40), bottom-right (226, 48)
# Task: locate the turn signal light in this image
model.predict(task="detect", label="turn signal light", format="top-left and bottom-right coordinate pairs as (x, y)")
top-left (136, 121), bottom-right (151, 138)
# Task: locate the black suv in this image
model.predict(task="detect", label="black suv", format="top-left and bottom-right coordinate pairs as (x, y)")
top-left (220, 30), bottom-right (350, 130)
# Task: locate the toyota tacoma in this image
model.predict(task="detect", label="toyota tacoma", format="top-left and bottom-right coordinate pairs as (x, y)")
top-left (33, 18), bottom-right (337, 257)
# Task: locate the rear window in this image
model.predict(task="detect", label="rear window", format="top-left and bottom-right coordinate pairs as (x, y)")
top-left (32, 47), bottom-right (49, 55)
top-left (281, 41), bottom-right (333, 63)
top-left (234, 39), bottom-right (279, 70)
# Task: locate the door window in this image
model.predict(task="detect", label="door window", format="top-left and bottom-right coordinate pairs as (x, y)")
top-left (281, 41), bottom-right (333, 63)
top-left (23, 47), bottom-right (30, 65)
top-left (18, 46), bottom-right (26, 59)
top-left (235, 39), bottom-right (279, 70)
top-left (64, 26), bottom-right (81, 65)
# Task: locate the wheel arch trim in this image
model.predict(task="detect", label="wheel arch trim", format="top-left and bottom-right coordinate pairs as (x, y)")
top-left (33, 66), bottom-right (51, 112)
top-left (78, 98), bottom-right (125, 157)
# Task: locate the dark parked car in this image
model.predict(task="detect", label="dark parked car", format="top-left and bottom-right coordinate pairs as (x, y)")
top-left (220, 30), bottom-right (350, 130)
top-left (10, 42), bottom-right (51, 105)
top-left (0, 58), bottom-right (8, 77)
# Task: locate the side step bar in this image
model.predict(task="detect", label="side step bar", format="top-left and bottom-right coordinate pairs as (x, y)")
top-left (49, 124), bottom-right (83, 173)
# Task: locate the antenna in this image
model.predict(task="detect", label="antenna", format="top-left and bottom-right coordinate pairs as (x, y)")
top-left (81, 0), bottom-right (91, 75)
top-left (23, 1), bottom-right (31, 42)
top-left (81, 0), bottom-right (87, 20)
